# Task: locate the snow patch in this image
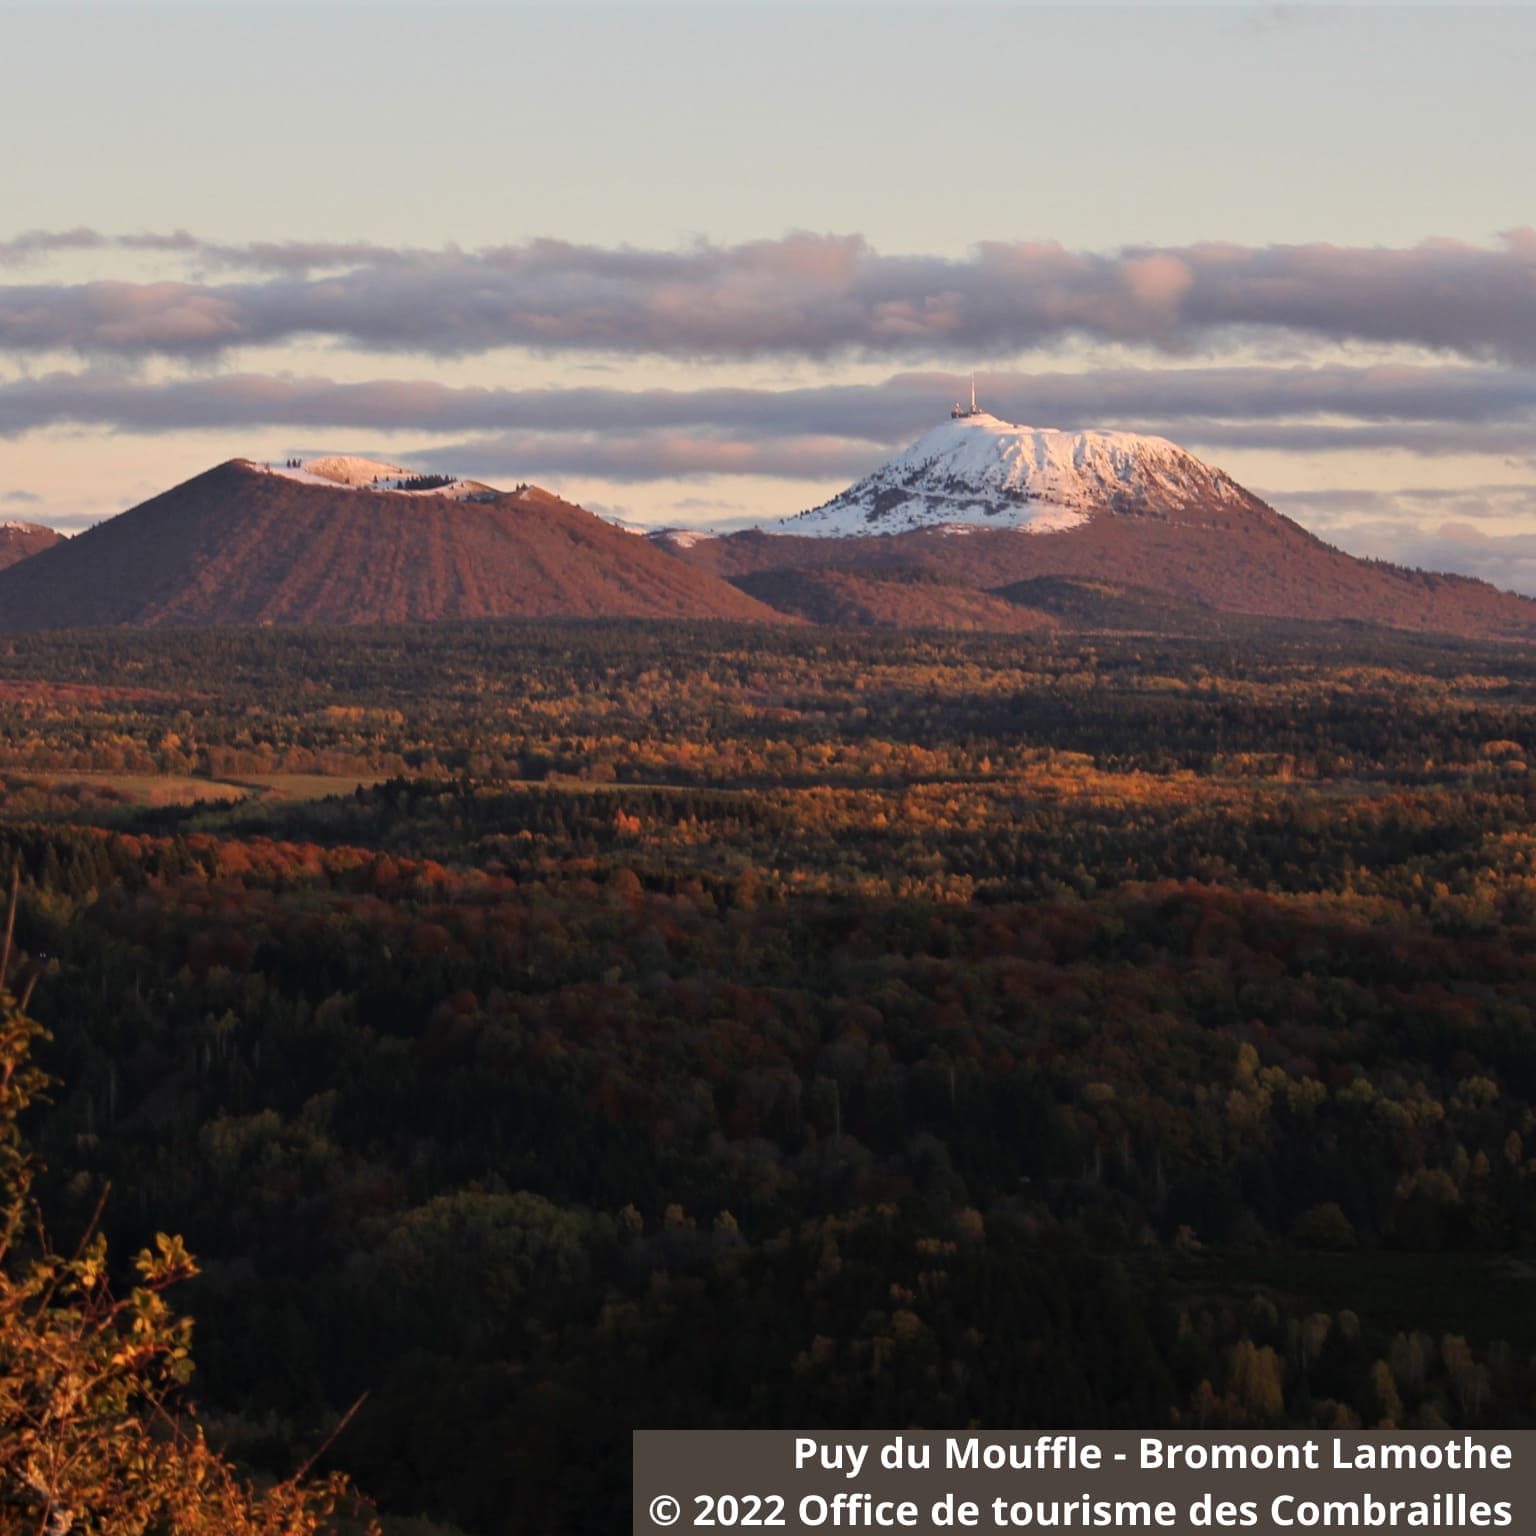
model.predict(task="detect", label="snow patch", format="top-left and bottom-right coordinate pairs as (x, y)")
top-left (598, 514), bottom-right (655, 537)
top-left (252, 456), bottom-right (501, 500)
top-left (767, 412), bottom-right (1244, 539)
top-left (595, 516), bottom-right (721, 548)
top-left (649, 528), bottom-right (719, 549)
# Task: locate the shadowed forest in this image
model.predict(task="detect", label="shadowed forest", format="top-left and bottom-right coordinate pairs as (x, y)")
top-left (3, 619), bottom-right (1536, 1533)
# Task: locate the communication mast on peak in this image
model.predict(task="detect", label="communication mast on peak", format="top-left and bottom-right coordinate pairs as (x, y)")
top-left (951, 373), bottom-right (980, 419)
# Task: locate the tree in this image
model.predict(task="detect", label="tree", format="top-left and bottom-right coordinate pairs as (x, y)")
top-left (0, 874), bottom-right (377, 1535)
top-left (1291, 1202), bottom-right (1357, 1251)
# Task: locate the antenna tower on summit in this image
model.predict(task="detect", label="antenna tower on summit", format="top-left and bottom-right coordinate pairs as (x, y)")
top-left (951, 373), bottom-right (980, 419)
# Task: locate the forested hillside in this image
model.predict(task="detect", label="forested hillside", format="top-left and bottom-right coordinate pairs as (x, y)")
top-left (2, 620), bottom-right (1535, 1533)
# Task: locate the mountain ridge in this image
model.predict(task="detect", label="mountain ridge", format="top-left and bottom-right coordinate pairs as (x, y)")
top-left (664, 413), bottom-right (1536, 640)
top-left (0, 519), bottom-right (65, 572)
top-left (0, 461), bottom-right (787, 631)
top-left (4, 421), bottom-right (1535, 642)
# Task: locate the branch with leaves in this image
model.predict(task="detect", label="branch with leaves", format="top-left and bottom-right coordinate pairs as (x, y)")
top-left (0, 866), bottom-right (376, 1535)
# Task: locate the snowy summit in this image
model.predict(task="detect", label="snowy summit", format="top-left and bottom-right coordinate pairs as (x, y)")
top-left (251, 455), bottom-right (500, 500)
top-left (770, 412), bottom-right (1247, 538)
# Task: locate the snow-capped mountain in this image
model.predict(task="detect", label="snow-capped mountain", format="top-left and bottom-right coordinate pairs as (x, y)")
top-left (770, 412), bottom-right (1249, 537)
top-left (253, 455), bottom-right (501, 500)
top-left (654, 408), bottom-right (1536, 639)
top-left (0, 518), bottom-right (64, 572)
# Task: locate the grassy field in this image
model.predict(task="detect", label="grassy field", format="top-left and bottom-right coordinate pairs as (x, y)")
top-left (224, 771), bottom-right (384, 801)
top-left (15, 771), bottom-right (248, 806)
top-left (6, 769), bottom-right (380, 809)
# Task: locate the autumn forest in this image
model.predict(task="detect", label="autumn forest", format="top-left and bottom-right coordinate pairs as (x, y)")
top-left (3, 617), bottom-right (1536, 1532)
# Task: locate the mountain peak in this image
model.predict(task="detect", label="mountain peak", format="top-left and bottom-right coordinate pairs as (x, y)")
top-left (240, 455), bottom-right (502, 501)
top-left (0, 461), bottom-right (788, 630)
top-left (770, 412), bottom-right (1246, 538)
top-left (0, 518), bottom-right (65, 573)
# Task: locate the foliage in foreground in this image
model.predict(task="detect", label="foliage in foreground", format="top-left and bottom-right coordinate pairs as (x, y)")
top-left (0, 884), bottom-right (375, 1536)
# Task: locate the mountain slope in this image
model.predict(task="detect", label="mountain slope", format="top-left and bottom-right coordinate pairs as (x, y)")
top-left (670, 415), bottom-right (1536, 641)
top-left (732, 567), bottom-right (1057, 632)
top-left (0, 520), bottom-right (64, 572)
top-left (0, 462), bottom-right (786, 630)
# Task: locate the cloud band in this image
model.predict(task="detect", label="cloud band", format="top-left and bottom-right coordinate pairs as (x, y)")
top-left (4, 229), bottom-right (1536, 362)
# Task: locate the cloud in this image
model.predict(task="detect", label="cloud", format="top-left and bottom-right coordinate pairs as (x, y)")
top-left (0, 227), bottom-right (109, 264)
top-left (1270, 483), bottom-right (1536, 532)
top-left (1233, 4), bottom-right (1345, 38)
top-left (6, 364), bottom-right (1536, 469)
top-left (1164, 420), bottom-right (1536, 462)
top-left (1315, 518), bottom-right (1536, 597)
top-left (1260, 484), bottom-right (1536, 595)
top-left (412, 431), bottom-right (876, 484)
top-left (1, 489), bottom-right (40, 504)
top-left (0, 227), bottom-right (200, 266)
top-left (5, 230), bottom-right (1536, 362)
top-left (669, 496), bottom-right (749, 513)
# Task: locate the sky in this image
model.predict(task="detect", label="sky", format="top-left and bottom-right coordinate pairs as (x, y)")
top-left (4, 1), bottom-right (1536, 588)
